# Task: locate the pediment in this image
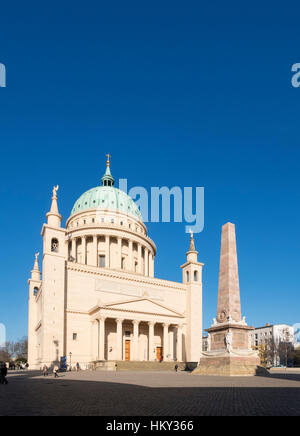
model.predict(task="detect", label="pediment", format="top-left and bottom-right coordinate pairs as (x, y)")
top-left (102, 297), bottom-right (184, 318)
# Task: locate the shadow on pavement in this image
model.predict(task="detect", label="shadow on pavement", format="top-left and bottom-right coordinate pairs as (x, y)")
top-left (0, 370), bottom-right (299, 416)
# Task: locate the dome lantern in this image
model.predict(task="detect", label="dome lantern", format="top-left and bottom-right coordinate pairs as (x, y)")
top-left (101, 153), bottom-right (115, 187)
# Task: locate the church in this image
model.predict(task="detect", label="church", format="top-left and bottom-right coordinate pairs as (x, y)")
top-left (28, 156), bottom-right (203, 369)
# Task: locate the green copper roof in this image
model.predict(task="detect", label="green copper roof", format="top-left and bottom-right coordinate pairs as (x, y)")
top-left (70, 160), bottom-right (143, 221)
top-left (70, 186), bottom-right (143, 221)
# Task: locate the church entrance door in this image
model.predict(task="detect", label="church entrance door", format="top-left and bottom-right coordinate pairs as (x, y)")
top-left (125, 340), bottom-right (131, 361)
top-left (156, 347), bottom-right (163, 361)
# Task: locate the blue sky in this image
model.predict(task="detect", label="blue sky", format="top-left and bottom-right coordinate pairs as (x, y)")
top-left (0, 1), bottom-right (299, 341)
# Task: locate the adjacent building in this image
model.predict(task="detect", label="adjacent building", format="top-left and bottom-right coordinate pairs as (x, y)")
top-left (251, 323), bottom-right (294, 367)
top-left (251, 324), bottom-right (294, 348)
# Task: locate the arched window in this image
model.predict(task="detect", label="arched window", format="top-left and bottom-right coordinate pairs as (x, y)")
top-left (51, 238), bottom-right (59, 253)
top-left (33, 287), bottom-right (39, 296)
top-left (194, 271), bottom-right (198, 281)
top-left (186, 271), bottom-right (190, 282)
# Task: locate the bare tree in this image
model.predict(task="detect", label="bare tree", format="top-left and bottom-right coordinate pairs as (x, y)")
top-left (0, 337), bottom-right (28, 363)
top-left (0, 348), bottom-right (11, 362)
top-left (278, 328), bottom-right (293, 367)
top-left (14, 337), bottom-right (28, 360)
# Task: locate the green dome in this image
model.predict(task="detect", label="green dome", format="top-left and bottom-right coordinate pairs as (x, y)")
top-left (70, 186), bottom-right (143, 222)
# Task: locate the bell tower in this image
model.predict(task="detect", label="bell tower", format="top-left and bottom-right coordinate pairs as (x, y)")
top-left (181, 231), bottom-right (204, 364)
top-left (28, 253), bottom-right (42, 367)
top-left (41, 185), bottom-right (67, 366)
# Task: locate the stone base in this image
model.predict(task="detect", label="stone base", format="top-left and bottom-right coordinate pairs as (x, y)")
top-left (193, 354), bottom-right (269, 377)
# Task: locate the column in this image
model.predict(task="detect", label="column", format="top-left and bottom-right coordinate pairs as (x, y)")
top-left (93, 235), bottom-right (98, 266)
top-left (133, 320), bottom-right (140, 361)
top-left (144, 248), bottom-right (149, 276)
top-left (71, 238), bottom-right (76, 260)
top-left (82, 236), bottom-right (86, 265)
top-left (105, 235), bottom-right (110, 268)
top-left (163, 323), bottom-right (169, 361)
top-left (117, 238), bottom-right (122, 269)
top-left (116, 319), bottom-right (123, 360)
top-left (176, 325), bottom-right (183, 362)
top-left (137, 244), bottom-right (142, 273)
top-left (149, 253), bottom-right (154, 277)
top-left (92, 320), bottom-right (99, 360)
top-left (148, 321), bottom-right (155, 361)
top-left (128, 240), bottom-right (133, 271)
top-left (99, 316), bottom-right (106, 360)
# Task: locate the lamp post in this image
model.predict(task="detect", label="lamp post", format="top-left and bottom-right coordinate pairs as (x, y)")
top-left (69, 352), bottom-right (72, 371)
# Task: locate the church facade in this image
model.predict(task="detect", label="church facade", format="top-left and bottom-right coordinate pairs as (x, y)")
top-left (28, 157), bottom-right (203, 369)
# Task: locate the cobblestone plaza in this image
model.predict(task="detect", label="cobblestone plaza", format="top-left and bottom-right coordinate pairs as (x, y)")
top-left (0, 370), bottom-right (299, 416)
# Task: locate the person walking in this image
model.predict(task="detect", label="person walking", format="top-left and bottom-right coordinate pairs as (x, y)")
top-left (42, 365), bottom-right (48, 376)
top-left (76, 362), bottom-right (80, 372)
top-left (0, 363), bottom-right (8, 384)
top-left (53, 365), bottom-right (59, 378)
top-left (174, 364), bottom-right (179, 373)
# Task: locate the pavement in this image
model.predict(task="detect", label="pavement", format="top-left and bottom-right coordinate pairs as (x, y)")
top-left (0, 369), bottom-right (299, 416)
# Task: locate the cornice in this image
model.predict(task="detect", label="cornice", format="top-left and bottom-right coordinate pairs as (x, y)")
top-left (66, 208), bottom-right (147, 232)
top-left (66, 309), bottom-right (89, 315)
top-left (181, 261), bottom-right (205, 269)
top-left (41, 223), bottom-right (67, 236)
top-left (101, 306), bottom-right (184, 319)
top-left (66, 261), bottom-right (187, 291)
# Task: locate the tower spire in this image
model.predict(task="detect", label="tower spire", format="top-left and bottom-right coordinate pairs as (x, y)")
top-left (50, 185), bottom-right (59, 214)
top-left (31, 252), bottom-right (41, 281)
top-left (101, 153), bottom-right (115, 186)
top-left (46, 185), bottom-right (62, 227)
top-left (186, 229), bottom-right (198, 263)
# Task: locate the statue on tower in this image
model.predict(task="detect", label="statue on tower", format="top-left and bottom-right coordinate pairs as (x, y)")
top-left (189, 228), bottom-right (196, 252)
top-left (52, 185), bottom-right (59, 199)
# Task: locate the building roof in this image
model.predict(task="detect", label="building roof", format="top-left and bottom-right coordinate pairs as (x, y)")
top-left (70, 159), bottom-right (143, 221)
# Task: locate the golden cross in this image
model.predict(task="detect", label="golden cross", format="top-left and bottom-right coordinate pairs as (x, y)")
top-left (106, 153), bottom-right (111, 167)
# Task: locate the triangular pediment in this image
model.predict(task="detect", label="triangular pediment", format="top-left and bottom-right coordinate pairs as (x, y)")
top-left (102, 297), bottom-right (184, 318)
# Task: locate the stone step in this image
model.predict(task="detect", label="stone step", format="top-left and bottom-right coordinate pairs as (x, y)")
top-left (94, 360), bottom-right (186, 371)
top-left (115, 361), bottom-right (185, 371)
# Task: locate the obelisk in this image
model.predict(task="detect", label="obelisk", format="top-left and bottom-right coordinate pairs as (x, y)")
top-left (217, 222), bottom-right (241, 323)
top-left (193, 222), bottom-right (265, 376)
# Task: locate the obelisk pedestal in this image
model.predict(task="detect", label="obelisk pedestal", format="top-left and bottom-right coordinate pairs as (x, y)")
top-left (194, 223), bottom-right (266, 376)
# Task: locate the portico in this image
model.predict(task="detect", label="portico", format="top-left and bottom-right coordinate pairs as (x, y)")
top-left (90, 298), bottom-right (184, 362)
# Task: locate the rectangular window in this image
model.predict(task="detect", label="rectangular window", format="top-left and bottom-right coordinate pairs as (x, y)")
top-left (99, 255), bottom-right (105, 267)
top-left (73, 333), bottom-right (77, 341)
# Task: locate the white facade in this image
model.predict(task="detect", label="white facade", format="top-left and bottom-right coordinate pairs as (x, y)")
top-left (28, 163), bottom-right (204, 369)
top-left (251, 323), bottom-right (294, 367)
top-left (251, 324), bottom-right (294, 348)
